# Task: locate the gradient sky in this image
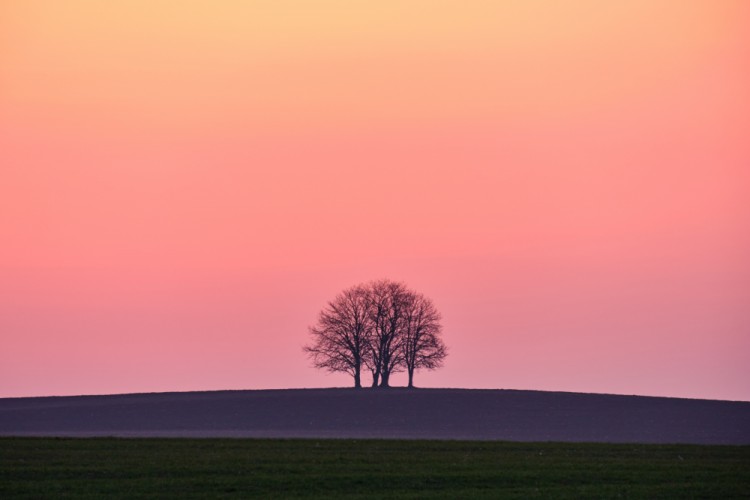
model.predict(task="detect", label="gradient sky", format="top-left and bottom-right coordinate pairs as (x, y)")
top-left (1, 1), bottom-right (748, 400)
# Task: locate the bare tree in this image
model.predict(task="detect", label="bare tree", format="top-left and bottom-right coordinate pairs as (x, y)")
top-left (401, 292), bottom-right (447, 388)
top-left (306, 279), bottom-right (447, 388)
top-left (303, 284), bottom-right (371, 388)
top-left (365, 279), bottom-right (410, 388)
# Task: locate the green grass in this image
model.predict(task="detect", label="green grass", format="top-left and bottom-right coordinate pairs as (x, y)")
top-left (1, 438), bottom-right (748, 499)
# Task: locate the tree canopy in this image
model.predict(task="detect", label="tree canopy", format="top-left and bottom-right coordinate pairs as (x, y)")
top-left (304, 280), bottom-right (447, 388)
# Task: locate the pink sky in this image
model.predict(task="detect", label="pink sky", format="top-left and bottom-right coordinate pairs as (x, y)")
top-left (1, 1), bottom-right (749, 400)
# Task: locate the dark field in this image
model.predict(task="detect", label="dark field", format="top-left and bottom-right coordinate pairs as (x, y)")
top-left (2, 388), bottom-right (749, 444)
top-left (1, 438), bottom-right (748, 499)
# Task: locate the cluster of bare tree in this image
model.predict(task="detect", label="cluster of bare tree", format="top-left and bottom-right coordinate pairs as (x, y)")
top-left (304, 280), bottom-right (447, 388)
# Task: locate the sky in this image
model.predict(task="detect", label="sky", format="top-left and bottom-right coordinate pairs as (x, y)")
top-left (1, 1), bottom-right (748, 401)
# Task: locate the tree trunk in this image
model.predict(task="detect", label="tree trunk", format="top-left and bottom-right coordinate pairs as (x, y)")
top-left (371, 370), bottom-right (380, 388)
top-left (407, 369), bottom-right (414, 388)
top-left (379, 370), bottom-right (390, 388)
top-left (354, 366), bottom-right (361, 389)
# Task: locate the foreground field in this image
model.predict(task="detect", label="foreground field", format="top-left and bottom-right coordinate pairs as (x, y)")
top-left (1, 438), bottom-right (748, 499)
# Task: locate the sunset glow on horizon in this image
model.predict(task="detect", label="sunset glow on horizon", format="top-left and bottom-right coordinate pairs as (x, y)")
top-left (1, 1), bottom-right (749, 400)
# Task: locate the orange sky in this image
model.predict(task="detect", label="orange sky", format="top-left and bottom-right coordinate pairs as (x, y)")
top-left (1, 1), bottom-right (749, 399)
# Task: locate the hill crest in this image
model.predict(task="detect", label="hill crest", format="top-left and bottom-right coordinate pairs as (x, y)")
top-left (1, 388), bottom-right (748, 444)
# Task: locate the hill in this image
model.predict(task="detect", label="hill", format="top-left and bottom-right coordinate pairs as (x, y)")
top-left (1, 388), bottom-right (748, 444)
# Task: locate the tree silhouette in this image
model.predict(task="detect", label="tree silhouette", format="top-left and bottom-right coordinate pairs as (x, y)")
top-left (366, 279), bottom-right (410, 388)
top-left (305, 279), bottom-right (447, 388)
top-left (303, 284), bottom-right (371, 388)
top-left (401, 292), bottom-right (446, 388)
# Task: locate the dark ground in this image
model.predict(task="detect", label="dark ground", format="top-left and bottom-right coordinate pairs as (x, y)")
top-left (1, 388), bottom-right (748, 444)
top-left (2, 438), bottom-right (749, 499)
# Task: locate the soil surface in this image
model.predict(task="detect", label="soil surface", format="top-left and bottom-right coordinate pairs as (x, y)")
top-left (1, 388), bottom-right (748, 444)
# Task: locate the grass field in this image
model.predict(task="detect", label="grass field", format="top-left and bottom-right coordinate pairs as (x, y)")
top-left (1, 438), bottom-right (748, 498)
